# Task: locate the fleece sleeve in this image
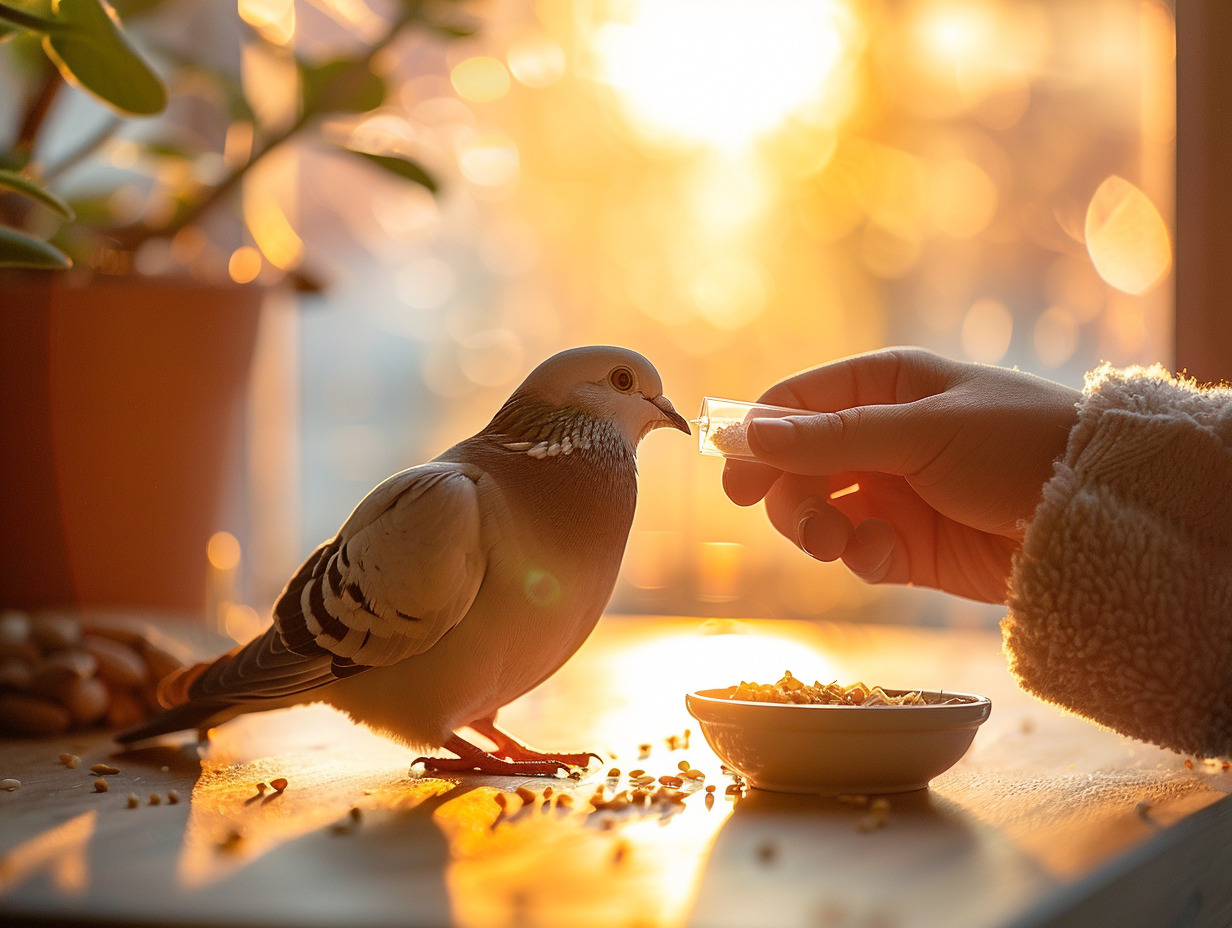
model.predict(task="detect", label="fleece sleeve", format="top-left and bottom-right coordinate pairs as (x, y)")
top-left (1002, 364), bottom-right (1232, 758)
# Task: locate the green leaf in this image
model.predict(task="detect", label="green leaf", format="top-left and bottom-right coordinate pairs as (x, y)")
top-left (351, 151), bottom-right (438, 193)
top-left (42, 0), bottom-right (166, 115)
top-left (0, 226), bottom-right (72, 267)
top-left (0, 168), bottom-right (74, 219)
top-left (300, 58), bottom-right (386, 118)
top-left (0, 0), bottom-right (57, 39)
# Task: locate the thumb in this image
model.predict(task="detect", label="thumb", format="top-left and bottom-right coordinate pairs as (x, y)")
top-left (746, 404), bottom-right (933, 477)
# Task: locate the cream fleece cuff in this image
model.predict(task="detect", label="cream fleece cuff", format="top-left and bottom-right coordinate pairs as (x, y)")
top-left (1003, 364), bottom-right (1232, 758)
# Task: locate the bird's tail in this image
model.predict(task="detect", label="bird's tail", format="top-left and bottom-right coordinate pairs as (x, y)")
top-left (115, 648), bottom-right (240, 745)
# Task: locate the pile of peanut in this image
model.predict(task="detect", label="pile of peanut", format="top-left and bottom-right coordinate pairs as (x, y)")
top-left (0, 611), bottom-right (189, 737)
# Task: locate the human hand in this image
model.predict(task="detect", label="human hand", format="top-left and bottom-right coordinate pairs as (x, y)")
top-left (723, 348), bottom-right (1080, 603)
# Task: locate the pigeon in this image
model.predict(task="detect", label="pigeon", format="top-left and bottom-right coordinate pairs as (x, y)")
top-left (118, 345), bottom-right (690, 774)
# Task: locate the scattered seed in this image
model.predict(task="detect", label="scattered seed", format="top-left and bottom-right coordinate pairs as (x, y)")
top-left (255, 782), bottom-right (268, 795)
top-left (1184, 759), bottom-right (1195, 770)
top-left (127, 794), bottom-right (140, 809)
top-left (516, 785), bottom-right (537, 804)
top-left (637, 743), bottom-right (652, 759)
top-left (93, 778), bottom-right (109, 793)
top-left (612, 841), bottom-right (629, 866)
top-left (58, 753), bottom-right (80, 769)
top-left (556, 793), bottom-right (574, 808)
top-left (705, 784), bottom-right (716, 793)
top-left (704, 793), bottom-right (715, 810)
top-left (90, 763), bottom-right (120, 776)
top-left (628, 768), bottom-right (645, 778)
top-left (684, 769), bottom-right (706, 780)
top-left (658, 775), bottom-right (683, 788)
top-left (677, 760), bottom-right (690, 772)
top-left (349, 807), bottom-right (362, 823)
top-left (270, 777), bottom-right (288, 792)
top-left (148, 793), bottom-right (161, 806)
top-left (542, 786), bottom-right (553, 799)
top-left (494, 793), bottom-right (509, 810)
top-left (167, 790), bottom-right (180, 805)
top-left (1, 778), bottom-right (20, 791)
top-left (607, 768), bottom-right (620, 778)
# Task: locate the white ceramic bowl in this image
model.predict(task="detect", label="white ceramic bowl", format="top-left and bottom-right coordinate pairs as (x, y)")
top-left (686, 688), bottom-right (992, 795)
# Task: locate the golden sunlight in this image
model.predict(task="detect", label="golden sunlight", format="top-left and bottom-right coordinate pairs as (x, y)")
top-left (593, 0), bottom-right (856, 150)
top-left (1085, 174), bottom-right (1172, 296)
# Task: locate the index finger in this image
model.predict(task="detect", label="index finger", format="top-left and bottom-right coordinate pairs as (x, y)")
top-left (754, 347), bottom-right (956, 413)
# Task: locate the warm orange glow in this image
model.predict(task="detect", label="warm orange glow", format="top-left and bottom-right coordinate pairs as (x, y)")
top-left (227, 246), bottom-right (263, 284)
top-left (961, 297), bottom-right (1013, 363)
top-left (507, 35), bottom-right (566, 88)
top-left (1085, 175), bottom-right (1172, 296)
top-left (243, 182), bottom-right (303, 271)
top-left (594, 0), bottom-right (856, 150)
top-left (0, 812), bottom-right (95, 894)
top-left (207, 531), bottom-right (241, 572)
top-left (238, 0), bottom-right (295, 45)
top-left (451, 56), bottom-right (512, 103)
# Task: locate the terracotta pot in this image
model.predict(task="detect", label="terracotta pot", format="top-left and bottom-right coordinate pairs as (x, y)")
top-left (0, 271), bottom-right (263, 617)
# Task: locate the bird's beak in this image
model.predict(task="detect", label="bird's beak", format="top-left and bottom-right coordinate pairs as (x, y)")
top-left (649, 394), bottom-right (691, 434)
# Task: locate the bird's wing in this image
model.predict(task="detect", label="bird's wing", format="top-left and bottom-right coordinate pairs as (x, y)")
top-left (177, 462), bottom-right (488, 713)
top-left (277, 461), bottom-right (489, 673)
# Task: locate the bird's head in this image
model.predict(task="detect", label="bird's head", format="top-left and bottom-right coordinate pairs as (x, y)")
top-left (499, 346), bottom-right (690, 447)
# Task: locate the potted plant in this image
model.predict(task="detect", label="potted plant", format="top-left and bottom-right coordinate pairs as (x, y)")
top-left (0, 0), bottom-right (465, 617)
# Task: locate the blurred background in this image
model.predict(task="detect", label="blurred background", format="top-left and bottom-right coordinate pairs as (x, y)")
top-left (5, 0), bottom-right (1177, 633)
top-left (243, 0), bottom-right (1177, 634)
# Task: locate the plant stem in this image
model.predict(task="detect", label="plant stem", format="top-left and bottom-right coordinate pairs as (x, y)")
top-left (111, 8), bottom-right (419, 252)
top-left (0, 2), bottom-right (68, 33)
top-left (14, 62), bottom-right (63, 164)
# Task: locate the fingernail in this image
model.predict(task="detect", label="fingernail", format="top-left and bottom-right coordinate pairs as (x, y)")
top-left (749, 417), bottom-right (794, 453)
top-left (797, 511), bottom-right (821, 560)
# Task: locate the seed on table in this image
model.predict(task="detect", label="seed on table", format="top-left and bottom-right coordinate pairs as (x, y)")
top-left (58, 753), bottom-right (80, 769)
top-left (683, 769), bottom-right (705, 780)
top-left (628, 769), bottom-right (645, 778)
top-left (148, 793), bottom-right (162, 806)
top-left (556, 793), bottom-right (574, 808)
top-left (1, 778), bottom-right (20, 791)
top-left (542, 786), bottom-right (553, 799)
top-left (606, 768), bottom-right (620, 778)
top-left (516, 785), bottom-right (537, 804)
top-left (255, 783), bottom-right (268, 795)
top-left (705, 784), bottom-right (716, 793)
top-left (127, 794), bottom-right (140, 809)
top-left (90, 763), bottom-right (120, 775)
top-left (677, 760), bottom-right (690, 771)
top-left (167, 790), bottom-right (180, 805)
top-left (93, 778), bottom-right (109, 793)
top-left (269, 777), bottom-right (288, 792)
top-left (658, 775), bottom-right (683, 788)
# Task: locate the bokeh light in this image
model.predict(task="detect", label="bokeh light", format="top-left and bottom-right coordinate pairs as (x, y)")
top-left (594, 0), bottom-right (856, 150)
top-left (1085, 175), bottom-right (1172, 295)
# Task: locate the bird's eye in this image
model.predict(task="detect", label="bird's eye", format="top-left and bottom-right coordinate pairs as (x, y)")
top-left (608, 366), bottom-right (635, 393)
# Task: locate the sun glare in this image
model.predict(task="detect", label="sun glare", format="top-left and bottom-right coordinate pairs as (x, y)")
top-left (594, 0), bottom-right (855, 150)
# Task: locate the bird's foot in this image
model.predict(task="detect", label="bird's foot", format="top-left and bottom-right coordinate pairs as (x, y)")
top-left (462, 719), bottom-right (601, 770)
top-left (413, 733), bottom-right (598, 777)
top-left (412, 752), bottom-right (571, 777)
